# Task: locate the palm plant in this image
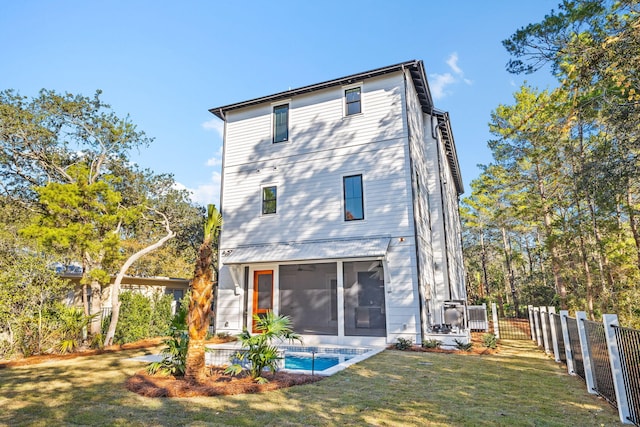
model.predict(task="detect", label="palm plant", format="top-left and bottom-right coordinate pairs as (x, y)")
top-left (225, 311), bottom-right (301, 383)
top-left (184, 204), bottom-right (222, 381)
top-left (56, 305), bottom-right (94, 354)
top-left (147, 297), bottom-right (189, 376)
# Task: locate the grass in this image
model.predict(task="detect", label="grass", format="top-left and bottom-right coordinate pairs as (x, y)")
top-left (0, 340), bottom-right (622, 426)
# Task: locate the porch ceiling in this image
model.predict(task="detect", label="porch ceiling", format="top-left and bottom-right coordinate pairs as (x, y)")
top-left (220, 237), bottom-right (391, 264)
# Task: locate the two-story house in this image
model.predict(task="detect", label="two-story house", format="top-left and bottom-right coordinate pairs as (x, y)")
top-left (209, 60), bottom-right (466, 346)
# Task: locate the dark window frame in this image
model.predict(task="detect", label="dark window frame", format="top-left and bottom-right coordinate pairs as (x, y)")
top-left (343, 174), bottom-right (364, 221)
top-left (262, 186), bottom-right (277, 215)
top-left (273, 104), bottom-right (289, 143)
top-left (345, 87), bottom-right (361, 116)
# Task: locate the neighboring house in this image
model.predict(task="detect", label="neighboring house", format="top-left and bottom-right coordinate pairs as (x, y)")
top-left (61, 273), bottom-right (190, 317)
top-left (209, 60), bottom-right (466, 346)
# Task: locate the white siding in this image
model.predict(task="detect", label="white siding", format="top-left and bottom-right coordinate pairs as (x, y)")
top-left (403, 69), bottom-right (438, 334)
top-left (214, 67), bottom-right (464, 343)
top-left (220, 73), bottom-right (413, 248)
top-left (439, 135), bottom-right (467, 302)
top-left (385, 239), bottom-right (421, 342)
top-left (422, 117), bottom-right (467, 323)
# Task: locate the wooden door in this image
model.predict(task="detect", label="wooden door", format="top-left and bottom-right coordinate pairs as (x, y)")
top-left (252, 270), bottom-right (273, 332)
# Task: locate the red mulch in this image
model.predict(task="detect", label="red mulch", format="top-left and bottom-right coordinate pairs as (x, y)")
top-left (126, 369), bottom-right (324, 398)
top-left (388, 333), bottom-right (500, 356)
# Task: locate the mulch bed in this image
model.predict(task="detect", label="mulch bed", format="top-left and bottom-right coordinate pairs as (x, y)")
top-left (126, 369), bottom-right (324, 397)
top-left (388, 333), bottom-right (500, 356)
top-left (399, 345), bottom-right (498, 356)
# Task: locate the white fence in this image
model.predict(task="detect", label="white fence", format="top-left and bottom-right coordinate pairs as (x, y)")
top-left (528, 306), bottom-right (639, 426)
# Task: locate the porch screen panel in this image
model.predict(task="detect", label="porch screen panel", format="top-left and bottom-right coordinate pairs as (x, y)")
top-left (279, 263), bottom-right (337, 335)
top-left (344, 261), bottom-right (386, 336)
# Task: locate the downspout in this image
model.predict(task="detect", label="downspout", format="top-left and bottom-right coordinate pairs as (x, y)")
top-left (216, 108), bottom-right (228, 331)
top-left (218, 108), bottom-right (227, 215)
top-left (433, 115), bottom-right (453, 300)
top-left (402, 66), bottom-right (427, 343)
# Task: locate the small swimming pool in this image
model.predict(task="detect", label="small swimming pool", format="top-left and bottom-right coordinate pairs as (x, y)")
top-left (279, 345), bottom-right (382, 375)
top-left (284, 353), bottom-right (356, 371)
top-left (205, 344), bottom-right (384, 376)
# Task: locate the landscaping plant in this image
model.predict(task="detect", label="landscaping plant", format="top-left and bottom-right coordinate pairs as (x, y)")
top-left (454, 339), bottom-right (473, 351)
top-left (225, 312), bottom-right (301, 383)
top-left (147, 298), bottom-right (189, 376)
top-left (55, 304), bottom-right (95, 354)
top-left (422, 339), bottom-right (442, 349)
top-left (481, 333), bottom-right (498, 349)
top-left (394, 337), bottom-right (413, 350)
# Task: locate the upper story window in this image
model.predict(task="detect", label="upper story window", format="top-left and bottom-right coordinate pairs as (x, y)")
top-left (343, 175), bottom-right (364, 221)
top-left (262, 186), bottom-right (277, 215)
top-left (273, 104), bottom-right (289, 143)
top-left (345, 87), bottom-right (361, 116)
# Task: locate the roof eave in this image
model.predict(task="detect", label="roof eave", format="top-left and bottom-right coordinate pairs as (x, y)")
top-left (433, 110), bottom-right (464, 195)
top-left (209, 60), bottom-right (434, 120)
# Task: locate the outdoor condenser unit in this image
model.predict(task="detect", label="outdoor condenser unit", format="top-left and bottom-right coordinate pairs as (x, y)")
top-left (442, 300), bottom-right (467, 331)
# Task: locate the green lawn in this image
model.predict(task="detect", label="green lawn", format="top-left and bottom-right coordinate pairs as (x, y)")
top-left (0, 340), bottom-right (622, 426)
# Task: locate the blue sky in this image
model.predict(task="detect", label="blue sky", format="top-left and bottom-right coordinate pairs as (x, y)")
top-left (1, 0), bottom-right (559, 206)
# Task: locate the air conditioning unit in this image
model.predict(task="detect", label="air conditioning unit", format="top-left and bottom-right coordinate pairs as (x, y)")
top-left (443, 300), bottom-right (467, 332)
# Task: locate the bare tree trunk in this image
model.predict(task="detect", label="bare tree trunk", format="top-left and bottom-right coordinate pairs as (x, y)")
top-left (535, 163), bottom-right (567, 308)
top-left (567, 136), bottom-right (595, 320)
top-left (82, 253), bottom-right (104, 336)
top-left (626, 188), bottom-right (640, 270)
top-left (81, 258), bottom-right (90, 317)
top-left (501, 227), bottom-right (519, 314)
top-left (480, 231), bottom-right (490, 297)
top-left (536, 231), bottom-right (549, 289)
top-left (104, 210), bottom-right (175, 347)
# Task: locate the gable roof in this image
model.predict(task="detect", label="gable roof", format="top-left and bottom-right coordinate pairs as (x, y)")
top-left (208, 59), bottom-right (463, 194)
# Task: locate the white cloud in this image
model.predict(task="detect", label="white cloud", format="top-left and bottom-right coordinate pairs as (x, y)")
top-left (429, 72), bottom-right (456, 100)
top-left (430, 53), bottom-right (473, 100)
top-left (446, 52), bottom-right (463, 76)
top-left (206, 146), bottom-right (223, 167)
top-left (202, 118), bottom-right (224, 138)
top-left (446, 52), bottom-right (472, 86)
top-left (206, 156), bottom-right (222, 167)
top-left (176, 170), bottom-right (222, 207)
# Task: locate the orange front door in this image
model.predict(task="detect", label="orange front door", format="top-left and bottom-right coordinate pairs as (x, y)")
top-left (252, 270), bottom-right (273, 332)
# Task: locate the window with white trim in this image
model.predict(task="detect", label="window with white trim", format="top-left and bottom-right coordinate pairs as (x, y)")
top-left (345, 87), bottom-right (361, 116)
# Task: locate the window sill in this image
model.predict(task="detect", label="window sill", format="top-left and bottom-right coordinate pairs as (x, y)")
top-left (343, 112), bottom-right (363, 120)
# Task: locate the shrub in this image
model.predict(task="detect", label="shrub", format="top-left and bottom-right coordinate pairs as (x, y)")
top-left (482, 333), bottom-right (498, 349)
top-left (422, 339), bottom-right (442, 349)
top-left (454, 339), bottom-right (473, 351)
top-left (114, 291), bottom-right (152, 344)
top-left (149, 292), bottom-right (173, 337)
top-left (395, 337), bottom-right (413, 350)
top-left (225, 312), bottom-right (301, 383)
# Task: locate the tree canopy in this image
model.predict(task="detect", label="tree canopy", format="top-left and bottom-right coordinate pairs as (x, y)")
top-left (464, 0), bottom-right (640, 327)
top-left (0, 88), bottom-right (205, 350)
